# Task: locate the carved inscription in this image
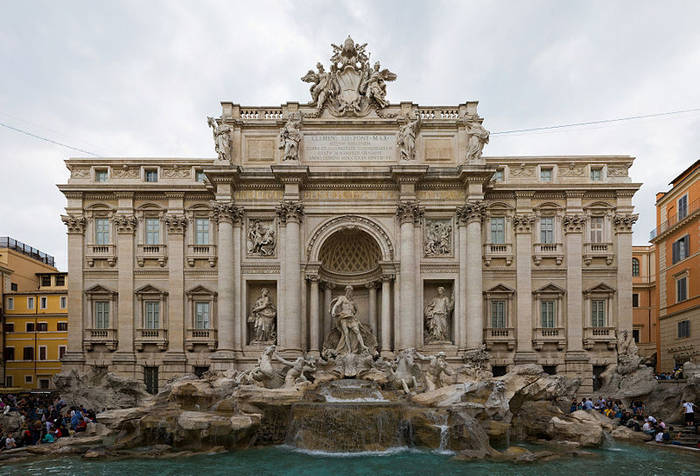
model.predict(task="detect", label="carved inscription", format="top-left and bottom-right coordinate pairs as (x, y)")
top-left (304, 134), bottom-right (394, 161)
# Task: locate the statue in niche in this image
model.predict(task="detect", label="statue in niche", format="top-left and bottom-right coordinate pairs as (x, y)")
top-left (207, 117), bottom-right (232, 162)
top-left (397, 115), bottom-right (420, 161)
top-left (248, 288), bottom-right (277, 344)
top-left (248, 220), bottom-right (276, 256)
top-left (323, 285), bottom-right (378, 357)
top-left (416, 351), bottom-right (453, 392)
top-left (278, 113), bottom-right (302, 161)
top-left (465, 121), bottom-right (490, 163)
top-left (424, 286), bottom-right (454, 343)
top-left (275, 352), bottom-right (316, 388)
top-left (360, 61), bottom-right (397, 109)
top-left (424, 220), bottom-right (452, 256)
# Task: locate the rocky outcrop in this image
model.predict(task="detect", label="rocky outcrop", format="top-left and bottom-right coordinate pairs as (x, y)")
top-left (547, 410), bottom-right (604, 447)
top-left (53, 368), bottom-right (150, 410)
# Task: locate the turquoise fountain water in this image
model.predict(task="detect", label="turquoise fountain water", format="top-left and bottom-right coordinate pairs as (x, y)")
top-left (3, 443), bottom-right (699, 475)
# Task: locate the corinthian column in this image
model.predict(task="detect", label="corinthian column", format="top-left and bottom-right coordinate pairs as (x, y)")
top-left (396, 201), bottom-right (422, 349)
top-left (563, 213), bottom-right (586, 352)
top-left (277, 200), bottom-right (304, 352)
top-left (210, 201), bottom-right (244, 358)
top-left (614, 213), bottom-right (638, 334)
top-left (457, 201), bottom-right (486, 349)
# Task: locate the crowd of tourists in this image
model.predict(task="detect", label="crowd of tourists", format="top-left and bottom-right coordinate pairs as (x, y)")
top-left (0, 393), bottom-right (96, 451)
top-left (655, 368), bottom-right (684, 380)
top-left (570, 395), bottom-right (698, 447)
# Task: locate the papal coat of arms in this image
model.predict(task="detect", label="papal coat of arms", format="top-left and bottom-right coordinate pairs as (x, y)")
top-left (301, 36), bottom-right (397, 117)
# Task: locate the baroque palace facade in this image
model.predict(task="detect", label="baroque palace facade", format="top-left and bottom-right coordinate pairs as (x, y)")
top-left (59, 38), bottom-right (640, 393)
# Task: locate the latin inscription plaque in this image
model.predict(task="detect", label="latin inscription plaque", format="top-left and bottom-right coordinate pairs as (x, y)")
top-left (304, 134), bottom-right (395, 161)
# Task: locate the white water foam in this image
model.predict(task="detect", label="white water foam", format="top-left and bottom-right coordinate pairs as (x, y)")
top-left (280, 444), bottom-right (423, 457)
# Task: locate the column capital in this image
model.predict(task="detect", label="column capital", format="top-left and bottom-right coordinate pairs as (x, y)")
top-left (396, 200), bottom-right (424, 224)
top-left (563, 214), bottom-right (587, 234)
top-left (380, 274), bottom-right (395, 282)
top-left (512, 213), bottom-right (536, 233)
top-left (613, 213), bottom-right (638, 234)
top-left (164, 214), bottom-right (188, 234)
top-left (456, 200), bottom-right (486, 225)
top-left (209, 200), bottom-right (245, 224)
top-left (321, 281), bottom-right (336, 290)
top-left (61, 214), bottom-right (86, 234)
top-left (365, 281), bottom-right (378, 289)
top-left (276, 200), bottom-right (304, 224)
top-left (305, 274), bottom-right (320, 283)
top-left (112, 214), bottom-right (137, 234)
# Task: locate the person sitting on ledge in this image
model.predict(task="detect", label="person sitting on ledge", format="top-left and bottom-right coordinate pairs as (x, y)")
top-left (583, 398), bottom-right (594, 411)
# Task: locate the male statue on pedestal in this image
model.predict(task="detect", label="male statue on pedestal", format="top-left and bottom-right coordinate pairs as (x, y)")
top-left (331, 285), bottom-right (368, 355)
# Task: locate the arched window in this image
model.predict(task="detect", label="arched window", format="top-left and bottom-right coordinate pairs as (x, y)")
top-left (632, 258), bottom-right (640, 277)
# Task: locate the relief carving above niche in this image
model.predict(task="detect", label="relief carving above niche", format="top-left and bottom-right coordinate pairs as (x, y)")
top-left (247, 219), bottom-right (277, 257)
top-left (424, 219), bottom-right (452, 257)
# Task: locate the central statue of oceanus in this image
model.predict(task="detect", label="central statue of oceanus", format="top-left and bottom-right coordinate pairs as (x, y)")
top-left (322, 285), bottom-right (378, 358)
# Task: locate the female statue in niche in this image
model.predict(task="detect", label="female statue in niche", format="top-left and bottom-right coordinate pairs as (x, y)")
top-left (424, 286), bottom-right (454, 343)
top-left (248, 288), bottom-right (277, 343)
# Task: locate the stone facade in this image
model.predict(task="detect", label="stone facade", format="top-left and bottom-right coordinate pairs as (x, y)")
top-left (58, 38), bottom-right (641, 393)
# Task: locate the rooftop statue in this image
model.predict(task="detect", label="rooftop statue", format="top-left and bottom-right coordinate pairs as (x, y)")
top-left (301, 36), bottom-right (396, 117)
top-left (207, 116), bottom-right (232, 162)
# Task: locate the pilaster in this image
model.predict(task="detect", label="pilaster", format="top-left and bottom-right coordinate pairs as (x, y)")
top-left (456, 201), bottom-right (486, 350)
top-left (164, 211), bottom-right (187, 355)
top-left (512, 212), bottom-right (536, 361)
top-left (563, 213), bottom-right (586, 352)
top-left (61, 212), bottom-right (86, 368)
top-left (396, 200), bottom-right (423, 349)
top-left (614, 212), bottom-right (638, 334)
top-left (277, 200), bottom-right (304, 353)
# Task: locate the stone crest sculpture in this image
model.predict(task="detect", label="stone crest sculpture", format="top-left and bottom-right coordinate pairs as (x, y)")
top-left (424, 286), bottom-right (454, 343)
top-left (301, 36), bottom-right (396, 117)
top-left (247, 220), bottom-right (276, 256)
top-left (397, 115), bottom-right (420, 161)
top-left (424, 220), bottom-right (452, 256)
top-left (278, 113), bottom-right (302, 161)
top-left (247, 288), bottom-right (277, 344)
top-left (465, 121), bottom-right (490, 163)
top-left (207, 116), bottom-right (232, 162)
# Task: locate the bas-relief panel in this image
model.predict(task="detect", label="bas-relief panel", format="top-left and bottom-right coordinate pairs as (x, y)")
top-left (246, 219), bottom-right (277, 257)
top-left (423, 219), bottom-right (453, 257)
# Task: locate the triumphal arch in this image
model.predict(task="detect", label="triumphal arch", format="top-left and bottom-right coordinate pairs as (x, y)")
top-left (59, 37), bottom-right (640, 393)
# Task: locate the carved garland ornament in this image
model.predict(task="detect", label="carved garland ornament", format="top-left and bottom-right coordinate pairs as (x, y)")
top-left (61, 214), bottom-right (87, 234)
top-left (613, 213), bottom-right (638, 233)
top-left (455, 201), bottom-right (486, 224)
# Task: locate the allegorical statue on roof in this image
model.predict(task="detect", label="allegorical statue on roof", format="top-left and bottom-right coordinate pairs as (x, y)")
top-left (465, 121), bottom-right (490, 164)
top-left (207, 116), bottom-right (232, 162)
top-left (302, 36), bottom-right (396, 117)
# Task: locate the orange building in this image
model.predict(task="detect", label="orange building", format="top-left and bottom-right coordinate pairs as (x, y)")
top-left (632, 245), bottom-right (656, 361)
top-left (651, 160), bottom-right (700, 372)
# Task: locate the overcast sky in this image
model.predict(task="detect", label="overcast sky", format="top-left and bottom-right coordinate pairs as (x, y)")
top-left (1, 0), bottom-right (699, 270)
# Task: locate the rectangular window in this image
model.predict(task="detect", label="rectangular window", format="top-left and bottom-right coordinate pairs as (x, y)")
top-left (590, 168), bottom-right (602, 181)
top-left (490, 300), bottom-right (506, 328)
top-left (632, 293), bottom-right (639, 307)
top-left (678, 195), bottom-right (688, 220)
top-left (672, 235), bottom-right (690, 264)
top-left (7, 297), bottom-right (13, 310)
top-left (4, 323), bottom-right (14, 332)
top-left (195, 218), bottom-right (209, 245)
top-left (591, 300), bottom-right (606, 327)
top-left (590, 216), bottom-right (604, 243)
top-left (27, 297), bottom-right (34, 309)
top-left (4, 348), bottom-right (14, 361)
top-left (632, 329), bottom-right (640, 343)
top-left (95, 169), bottom-right (108, 182)
top-left (95, 218), bottom-right (110, 245)
top-left (540, 168), bottom-right (553, 182)
top-left (678, 320), bottom-right (690, 339)
top-left (10, 282), bottom-right (17, 291)
top-left (39, 379), bottom-right (50, 390)
top-left (144, 366), bottom-right (159, 395)
top-left (677, 276), bottom-right (688, 302)
top-left (145, 218), bottom-right (160, 245)
top-left (541, 300), bottom-right (555, 328)
top-left (196, 170), bottom-right (205, 182)
top-left (26, 322), bottom-right (35, 332)
top-left (95, 301), bottom-right (110, 329)
top-left (23, 347), bottom-right (34, 361)
top-left (195, 302), bottom-right (210, 329)
top-left (145, 301), bottom-right (160, 329)
top-left (57, 322), bottom-right (68, 331)
top-left (145, 169), bottom-right (158, 182)
top-left (59, 346), bottom-right (67, 359)
top-left (39, 346), bottom-right (47, 361)
top-left (55, 275), bottom-right (65, 286)
top-left (41, 276), bottom-right (51, 287)
top-left (40, 297), bottom-right (47, 309)
top-left (540, 217), bottom-right (554, 244)
top-left (490, 217), bottom-right (505, 244)
top-left (60, 296), bottom-right (67, 309)
top-left (37, 322), bottom-right (48, 332)
top-left (493, 169), bottom-right (503, 182)
top-left (25, 375), bottom-right (33, 384)
top-left (6, 376), bottom-right (13, 387)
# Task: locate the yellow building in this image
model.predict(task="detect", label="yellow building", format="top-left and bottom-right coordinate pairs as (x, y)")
top-left (1, 237), bottom-right (65, 389)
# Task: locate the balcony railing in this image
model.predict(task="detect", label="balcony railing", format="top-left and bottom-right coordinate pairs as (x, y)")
top-left (86, 244), bottom-right (116, 267)
top-left (136, 244), bottom-right (168, 267)
top-left (583, 326), bottom-right (617, 350)
top-left (84, 328), bottom-right (118, 351)
top-left (186, 244), bottom-right (217, 267)
top-left (185, 328), bottom-right (217, 351)
top-left (532, 327), bottom-right (566, 350)
top-left (135, 328), bottom-right (168, 351)
top-left (532, 242), bottom-right (564, 265)
top-left (483, 243), bottom-right (513, 266)
top-left (483, 327), bottom-right (515, 350)
top-left (654, 198), bottom-right (700, 239)
top-left (583, 242), bottom-right (614, 265)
